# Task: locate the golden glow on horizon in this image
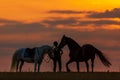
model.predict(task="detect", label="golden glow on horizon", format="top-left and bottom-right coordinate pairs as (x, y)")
top-left (102, 25), bottom-right (120, 30)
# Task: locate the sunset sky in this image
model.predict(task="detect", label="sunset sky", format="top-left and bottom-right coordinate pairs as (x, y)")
top-left (0, 0), bottom-right (120, 72)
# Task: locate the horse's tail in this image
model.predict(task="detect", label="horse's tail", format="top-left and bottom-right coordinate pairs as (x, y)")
top-left (10, 52), bottom-right (17, 72)
top-left (94, 47), bottom-right (111, 67)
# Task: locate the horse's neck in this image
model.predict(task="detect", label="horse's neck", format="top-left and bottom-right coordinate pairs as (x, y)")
top-left (67, 38), bottom-right (81, 50)
top-left (37, 47), bottom-right (47, 56)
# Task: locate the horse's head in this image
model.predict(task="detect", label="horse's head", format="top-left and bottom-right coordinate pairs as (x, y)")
top-left (58, 35), bottom-right (68, 49)
top-left (47, 47), bottom-right (54, 59)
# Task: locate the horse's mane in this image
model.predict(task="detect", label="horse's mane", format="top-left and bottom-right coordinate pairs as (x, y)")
top-left (66, 36), bottom-right (81, 48)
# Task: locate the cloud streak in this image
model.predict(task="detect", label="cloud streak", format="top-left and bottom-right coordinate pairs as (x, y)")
top-left (42, 18), bottom-right (120, 27)
top-left (87, 8), bottom-right (120, 18)
top-left (48, 10), bottom-right (92, 14)
top-left (42, 18), bottom-right (78, 27)
top-left (0, 17), bottom-right (120, 36)
top-left (78, 20), bottom-right (120, 26)
top-left (0, 18), bottom-right (22, 26)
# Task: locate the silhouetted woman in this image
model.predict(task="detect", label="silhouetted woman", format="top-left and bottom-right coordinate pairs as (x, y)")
top-left (52, 41), bottom-right (63, 72)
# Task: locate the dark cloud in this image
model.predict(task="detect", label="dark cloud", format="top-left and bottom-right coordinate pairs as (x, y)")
top-left (0, 20), bottom-right (49, 34)
top-left (42, 17), bottom-right (120, 27)
top-left (42, 18), bottom-right (78, 27)
top-left (87, 8), bottom-right (120, 18)
top-left (0, 18), bottom-right (21, 24)
top-left (78, 20), bottom-right (120, 26)
top-left (0, 24), bottom-right (42, 34)
top-left (48, 10), bottom-right (92, 14)
top-left (0, 18), bottom-right (120, 36)
top-left (48, 8), bottom-right (120, 19)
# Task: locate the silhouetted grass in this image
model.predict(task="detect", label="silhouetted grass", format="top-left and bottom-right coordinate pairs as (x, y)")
top-left (0, 72), bottom-right (119, 80)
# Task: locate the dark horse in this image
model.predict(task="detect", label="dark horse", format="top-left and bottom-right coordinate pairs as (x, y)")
top-left (58, 35), bottom-right (111, 72)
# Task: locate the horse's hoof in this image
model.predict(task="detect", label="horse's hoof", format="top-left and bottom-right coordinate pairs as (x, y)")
top-left (67, 69), bottom-right (71, 72)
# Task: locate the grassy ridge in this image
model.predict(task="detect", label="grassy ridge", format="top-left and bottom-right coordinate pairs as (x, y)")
top-left (0, 72), bottom-right (119, 80)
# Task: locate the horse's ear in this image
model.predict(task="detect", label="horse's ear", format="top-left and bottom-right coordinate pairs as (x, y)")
top-left (63, 34), bottom-right (66, 37)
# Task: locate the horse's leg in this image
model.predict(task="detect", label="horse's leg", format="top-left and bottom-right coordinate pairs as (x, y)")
top-left (91, 58), bottom-right (95, 72)
top-left (20, 60), bottom-right (24, 72)
top-left (16, 60), bottom-right (20, 72)
top-left (37, 63), bottom-right (40, 72)
top-left (34, 62), bottom-right (37, 72)
top-left (85, 61), bottom-right (89, 72)
top-left (66, 59), bottom-right (73, 72)
top-left (76, 61), bottom-right (80, 72)
top-left (37, 59), bottom-right (42, 72)
top-left (53, 60), bottom-right (57, 72)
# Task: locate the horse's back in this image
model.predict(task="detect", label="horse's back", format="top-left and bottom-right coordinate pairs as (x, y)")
top-left (15, 48), bottom-right (26, 55)
top-left (14, 48), bottom-right (26, 58)
top-left (14, 48), bottom-right (35, 62)
top-left (82, 44), bottom-right (96, 58)
top-left (82, 44), bottom-right (95, 51)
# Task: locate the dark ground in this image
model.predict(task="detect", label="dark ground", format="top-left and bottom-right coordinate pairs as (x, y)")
top-left (0, 72), bottom-right (119, 80)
